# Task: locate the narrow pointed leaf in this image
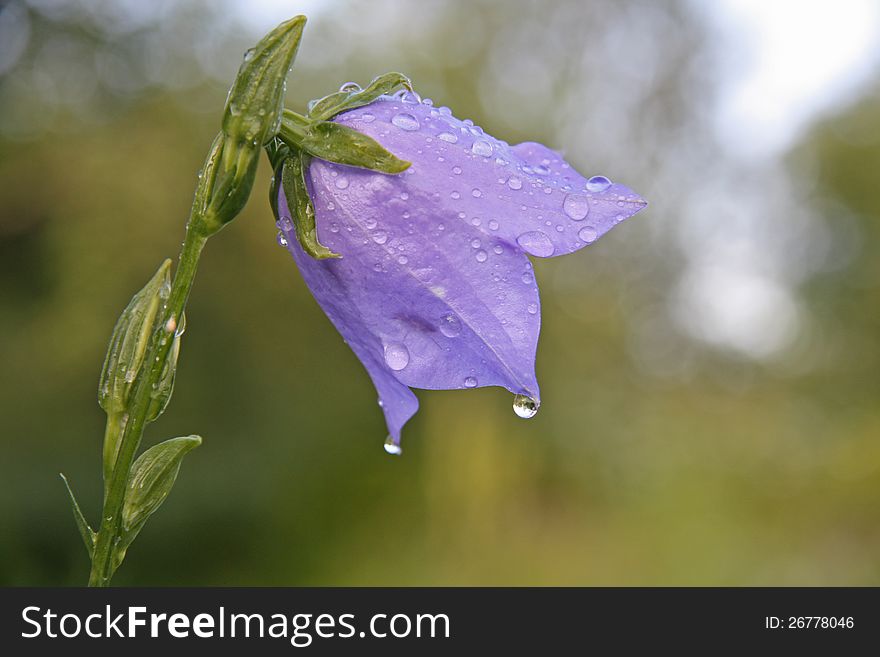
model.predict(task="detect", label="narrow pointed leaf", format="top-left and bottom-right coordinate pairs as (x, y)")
top-left (60, 473), bottom-right (95, 557)
top-left (279, 152), bottom-right (341, 260)
top-left (309, 72), bottom-right (412, 121)
top-left (122, 435), bottom-right (202, 535)
top-left (279, 114), bottom-right (410, 173)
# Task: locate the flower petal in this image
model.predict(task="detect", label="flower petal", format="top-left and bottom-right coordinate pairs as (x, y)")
top-left (334, 96), bottom-right (647, 258)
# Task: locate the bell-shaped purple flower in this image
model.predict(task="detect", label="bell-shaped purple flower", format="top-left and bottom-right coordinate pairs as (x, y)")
top-left (275, 94), bottom-right (646, 452)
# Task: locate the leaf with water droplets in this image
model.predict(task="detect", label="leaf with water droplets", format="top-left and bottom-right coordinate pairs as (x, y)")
top-left (279, 112), bottom-right (410, 174)
top-left (275, 97), bottom-right (646, 446)
top-left (278, 150), bottom-right (340, 260)
top-left (308, 72), bottom-right (412, 121)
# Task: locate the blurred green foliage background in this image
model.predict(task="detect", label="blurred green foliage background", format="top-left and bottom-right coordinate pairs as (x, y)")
top-left (1, 0), bottom-right (879, 585)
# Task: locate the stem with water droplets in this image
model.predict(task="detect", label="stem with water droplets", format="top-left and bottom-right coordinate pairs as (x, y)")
top-left (87, 226), bottom-right (207, 587)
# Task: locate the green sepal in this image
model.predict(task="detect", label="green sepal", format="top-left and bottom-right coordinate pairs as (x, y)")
top-left (222, 15), bottom-right (306, 148)
top-left (279, 151), bottom-right (341, 260)
top-left (60, 473), bottom-right (95, 558)
top-left (308, 72), bottom-right (412, 121)
top-left (146, 312), bottom-right (184, 423)
top-left (279, 112), bottom-right (410, 174)
top-left (121, 436), bottom-right (202, 537)
top-left (99, 259), bottom-right (172, 416)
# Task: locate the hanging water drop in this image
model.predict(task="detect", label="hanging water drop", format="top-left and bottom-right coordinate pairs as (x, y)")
top-left (512, 394), bottom-right (539, 419)
top-left (464, 376), bottom-right (478, 388)
top-left (276, 232), bottom-right (288, 247)
top-left (383, 435), bottom-right (402, 455)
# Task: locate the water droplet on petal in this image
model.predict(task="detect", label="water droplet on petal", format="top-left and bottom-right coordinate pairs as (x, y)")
top-left (563, 194), bottom-right (590, 220)
top-left (360, 113), bottom-right (375, 123)
top-left (516, 231), bottom-right (555, 257)
top-left (586, 176), bottom-right (612, 193)
top-left (464, 376), bottom-right (478, 388)
top-left (493, 245), bottom-right (504, 254)
top-left (471, 140), bottom-right (493, 157)
top-left (527, 303), bottom-right (538, 315)
top-left (472, 188), bottom-right (482, 198)
top-left (276, 217), bottom-right (293, 232)
top-left (475, 249), bottom-right (488, 262)
top-left (276, 232), bottom-right (288, 247)
top-left (439, 314), bottom-right (462, 337)
top-left (452, 166), bottom-right (462, 175)
top-left (512, 393), bottom-right (540, 418)
top-left (578, 226), bottom-right (598, 243)
top-left (438, 132), bottom-right (458, 143)
top-left (397, 255), bottom-right (408, 265)
top-left (534, 164), bottom-right (551, 175)
top-left (508, 177), bottom-right (523, 190)
top-left (383, 435), bottom-right (402, 455)
top-left (372, 230), bottom-right (388, 244)
top-left (335, 177), bottom-right (350, 189)
top-left (384, 343), bottom-right (410, 371)
top-left (471, 238), bottom-right (481, 248)
top-left (391, 113), bottom-right (420, 131)
top-left (365, 217), bottom-right (377, 229)
top-left (488, 219), bottom-right (499, 230)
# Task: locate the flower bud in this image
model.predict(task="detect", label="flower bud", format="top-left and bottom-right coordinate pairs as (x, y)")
top-left (98, 259), bottom-right (172, 416)
top-left (222, 15), bottom-right (306, 148)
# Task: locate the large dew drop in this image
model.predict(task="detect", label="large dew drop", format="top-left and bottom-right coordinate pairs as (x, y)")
top-left (384, 342), bottom-right (410, 371)
top-left (578, 226), bottom-right (598, 243)
top-left (585, 175), bottom-right (612, 193)
top-left (471, 140), bottom-right (493, 157)
top-left (383, 435), bottom-right (402, 455)
top-left (391, 113), bottom-right (420, 131)
top-left (439, 313), bottom-right (462, 337)
top-left (563, 194), bottom-right (590, 221)
top-left (516, 231), bottom-right (555, 257)
top-left (512, 394), bottom-right (539, 419)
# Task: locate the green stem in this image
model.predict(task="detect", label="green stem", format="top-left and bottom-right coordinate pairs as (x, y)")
top-left (88, 225), bottom-right (207, 587)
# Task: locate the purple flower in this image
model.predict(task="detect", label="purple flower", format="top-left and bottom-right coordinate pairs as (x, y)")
top-left (275, 94), bottom-right (646, 453)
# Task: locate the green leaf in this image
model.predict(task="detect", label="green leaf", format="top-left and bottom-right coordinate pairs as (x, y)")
top-left (99, 259), bottom-right (172, 416)
top-left (122, 435), bottom-right (202, 536)
top-left (279, 113), bottom-right (410, 174)
top-left (309, 72), bottom-right (412, 121)
top-left (59, 473), bottom-right (95, 558)
top-left (222, 15), bottom-right (307, 147)
top-left (279, 151), bottom-right (341, 260)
